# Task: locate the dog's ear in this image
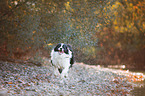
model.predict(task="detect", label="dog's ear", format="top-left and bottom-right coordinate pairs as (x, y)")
top-left (54, 43), bottom-right (61, 51)
top-left (62, 44), bottom-right (69, 54)
top-left (67, 44), bottom-right (74, 66)
top-left (67, 44), bottom-right (73, 51)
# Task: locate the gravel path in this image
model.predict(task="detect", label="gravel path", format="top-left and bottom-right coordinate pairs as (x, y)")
top-left (0, 60), bottom-right (137, 96)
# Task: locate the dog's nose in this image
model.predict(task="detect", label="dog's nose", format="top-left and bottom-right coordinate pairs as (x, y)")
top-left (60, 48), bottom-right (62, 51)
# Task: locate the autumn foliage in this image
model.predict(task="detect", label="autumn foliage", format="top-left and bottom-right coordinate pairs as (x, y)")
top-left (0, 0), bottom-right (145, 69)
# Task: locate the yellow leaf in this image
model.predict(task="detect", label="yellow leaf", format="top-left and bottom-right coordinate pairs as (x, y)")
top-left (47, 43), bottom-right (53, 46)
top-left (116, 42), bottom-right (121, 48)
top-left (70, 24), bottom-right (73, 28)
top-left (94, 10), bottom-right (99, 14)
top-left (8, 82), bottom-right (13, 84)
top-left (76, 26), bottom-right (79, 29)
top-left (129, 3), bottom-right (133, 7)
top-left (143, 23), bottom-right (145, 29)
top-left (114, 20), bottom-right (117, 25)
top-left (9, 6), bottom-right (12, 9)
top-left (128, 24), bottom-right (132, 28)
top-left (65, 2), bottom-right (71, 11)
top-left (33, 31), bottom-right (36, 34)
top-left (63, 10), bottom-right (66, 13)
top-left (114, 26), bottom-right (119, 30)
top-left (112, 5), bottom-right (115, 8)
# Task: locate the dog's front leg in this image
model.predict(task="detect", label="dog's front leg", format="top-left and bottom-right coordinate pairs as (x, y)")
top-left (61, 66), bottom-right (69, 78)
top-left (54, 67), bottom-right (60, 76)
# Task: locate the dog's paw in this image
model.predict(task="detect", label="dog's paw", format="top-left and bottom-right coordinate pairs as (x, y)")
top-left (54, 71), bottom-right (59, 76)
top-left (61, 73), bottom-right (68, 78)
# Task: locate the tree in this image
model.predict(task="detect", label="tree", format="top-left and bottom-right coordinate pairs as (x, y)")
top-left (0, 0), bottom-right (144, 69)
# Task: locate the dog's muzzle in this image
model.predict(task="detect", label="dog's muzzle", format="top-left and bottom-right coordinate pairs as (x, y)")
top-left (58, 48), bottom-right (64, 55)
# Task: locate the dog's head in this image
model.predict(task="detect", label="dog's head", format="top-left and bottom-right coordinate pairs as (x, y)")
top-left (54, 43), bottom-right (69, 55)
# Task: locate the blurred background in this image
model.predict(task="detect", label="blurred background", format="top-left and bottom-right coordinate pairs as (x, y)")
top-left (0, 0), bottom-right (145, 70)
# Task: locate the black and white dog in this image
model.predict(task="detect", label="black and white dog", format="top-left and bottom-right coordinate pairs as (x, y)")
top-left (51, 43), bottom-right (74, 78)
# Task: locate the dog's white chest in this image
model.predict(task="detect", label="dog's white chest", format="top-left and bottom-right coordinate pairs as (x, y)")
top-left (52, 52), bottom-right (70, 68)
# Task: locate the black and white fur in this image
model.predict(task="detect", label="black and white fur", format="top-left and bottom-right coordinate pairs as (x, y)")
top-left (51, 43), bottom-right (74, 78)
